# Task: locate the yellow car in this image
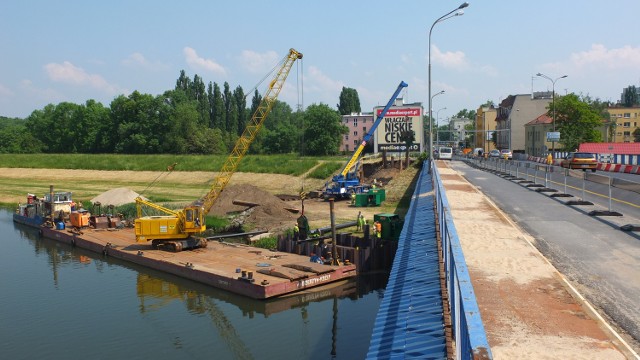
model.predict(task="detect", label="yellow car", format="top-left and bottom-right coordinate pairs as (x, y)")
top-left (561, 152), bottom-right (597, 172)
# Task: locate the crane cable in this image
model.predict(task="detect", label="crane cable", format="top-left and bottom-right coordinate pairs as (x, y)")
top-left (244, 53), bottom-right (288, 100)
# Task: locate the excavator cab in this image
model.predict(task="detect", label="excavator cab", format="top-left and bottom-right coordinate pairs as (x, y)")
top-left (182, 206), bottom-right (205, 234)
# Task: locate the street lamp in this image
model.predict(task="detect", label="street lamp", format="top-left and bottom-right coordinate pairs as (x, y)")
top-left (428, 2), bottom-right (468, 161)
top-left (436, 107), bottom-right (446, 145)
top-left (430, 90), bottom-right (445, 150)
top-left (536, 72), bottom-right (567, 159)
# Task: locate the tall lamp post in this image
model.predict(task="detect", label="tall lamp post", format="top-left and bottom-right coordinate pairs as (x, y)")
top-left (428, 2), bottom-right (469, 161)
top-left (436, 107), bottom-right (446, 145)
top-left (536, 73), bottom-right (567, 159)
top-left (430, 90), bottom-right (445, 149)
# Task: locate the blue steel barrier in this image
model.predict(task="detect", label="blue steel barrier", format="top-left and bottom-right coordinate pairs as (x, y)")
top-left (366, 160), bottom-right (447, 359)
top-left (432, 161), bottom-right (493, 359)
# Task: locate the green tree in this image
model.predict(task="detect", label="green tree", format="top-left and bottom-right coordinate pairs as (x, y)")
top-left (209, 82), bottom-right (224, 130)
top-left (251, 100), bottom-right (295, 153)
top-left (109, 91), bottom-right (167, 154)
top-left (233, 86), bottom-right (247, 137)
top-left (337, 87), bottom-right (361, 115)
top-left (551, 94), bottom-right (602, 151)
top-left (191, 74), bottom-right (209, 126)
top-left (303, 104), bottom-right (346, 155)
top-left (633, 128), bottom-right (640, 142)
top-left (0, 117), bottom-right (42, 153)
top-left (463, 123), bottom-right (475, 148)
top-left (622, 86), bottom-right (639, 107)
top-left (175, 70), bottom-right (191, 93)
top-left (455, 109), bottom-right (476, 122)
top-left (223, 82), bottom-right (238, 135)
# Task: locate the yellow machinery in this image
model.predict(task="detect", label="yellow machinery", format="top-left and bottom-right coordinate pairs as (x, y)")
top-left (135, 48), bottom-right (303, 251)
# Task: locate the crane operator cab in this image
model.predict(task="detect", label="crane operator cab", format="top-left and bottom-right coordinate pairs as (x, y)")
top-left (182, 206), bottom-right (205, 233)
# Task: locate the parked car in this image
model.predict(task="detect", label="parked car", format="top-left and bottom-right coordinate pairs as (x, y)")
top-left (489, 149), bottom-right (501, 158)
top-left (438, 146), bottom-right (453, 160)
top-left (500, 149), bottom-right (513, 160)
top-left (561, 152), bottom-right (597, 172)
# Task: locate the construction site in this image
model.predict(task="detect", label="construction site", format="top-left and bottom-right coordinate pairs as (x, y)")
top-left (11, 49), bottom-right (417, 299)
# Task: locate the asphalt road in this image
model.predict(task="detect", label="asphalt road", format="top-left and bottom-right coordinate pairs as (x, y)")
top-left (448, 159), bottom-right (640, 352)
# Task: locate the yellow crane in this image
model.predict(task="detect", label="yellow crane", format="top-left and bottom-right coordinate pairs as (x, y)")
top-left (135, 48), bottom-right (303, 251)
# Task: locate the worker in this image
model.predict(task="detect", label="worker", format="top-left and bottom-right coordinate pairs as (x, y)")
top-left (293, 223), bottom-right (300, 241)
top-left (350, 191), bottom-right (356, 205)
top-left (374, 221), bottom-right (382, 239)
top-left (357, 214), bottom-right (364, 231)
top-left (309, 252), bottom-right (323, 264)
top-left (546, 153), bottom-right (553, 165)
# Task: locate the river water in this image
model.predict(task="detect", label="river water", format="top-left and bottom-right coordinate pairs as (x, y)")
top-left (0, 209), bottom-right (388, 360)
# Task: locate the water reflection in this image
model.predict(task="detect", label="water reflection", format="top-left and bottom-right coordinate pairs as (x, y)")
top-left (7, 210), bottom-right (390, 360)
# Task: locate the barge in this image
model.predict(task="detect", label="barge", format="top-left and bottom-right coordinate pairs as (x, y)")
top-left (13, 186), bottom-right (357, 299)
top-left (37, 225), bottom-right (356, 299)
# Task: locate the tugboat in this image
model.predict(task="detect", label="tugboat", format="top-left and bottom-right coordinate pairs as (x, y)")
top-left (13, 185), bottom-right (74, 229)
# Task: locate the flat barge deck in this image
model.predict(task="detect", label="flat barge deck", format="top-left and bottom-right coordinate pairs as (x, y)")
top-left (38, 225), bottom-right (357, 299)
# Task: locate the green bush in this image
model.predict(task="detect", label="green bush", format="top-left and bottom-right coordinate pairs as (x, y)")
top-left (252, 236), bottom-right (277, 249)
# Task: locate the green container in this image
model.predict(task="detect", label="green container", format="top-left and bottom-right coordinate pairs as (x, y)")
top-left (354, 193), bottom-right (369, 207)
top-left (373, 213), bottom-right (403, 241)
top-left (354, 188), bottom-right (385, 207)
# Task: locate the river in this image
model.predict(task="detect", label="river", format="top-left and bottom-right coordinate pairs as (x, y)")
top-left (0, 209), bottom-right (388, 360)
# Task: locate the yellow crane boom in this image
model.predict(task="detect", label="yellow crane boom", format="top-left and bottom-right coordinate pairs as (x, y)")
top-left (134, 48), bottom-right (302, 247)
top-left (199, 48), bottom-right (303, 213)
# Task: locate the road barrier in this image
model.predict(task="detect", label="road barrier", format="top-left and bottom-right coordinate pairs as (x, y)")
top-left (462, 156), bottom-right (634, 217)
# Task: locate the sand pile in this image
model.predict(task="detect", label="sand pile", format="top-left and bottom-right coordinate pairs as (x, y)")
top-left (90, 187), bottom-right (146, 207)
top-left (209, 184), bottom-right (300, 232)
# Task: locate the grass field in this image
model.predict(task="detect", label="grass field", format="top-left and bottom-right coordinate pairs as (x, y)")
top-left (0, 153), bottom-right (345, 177)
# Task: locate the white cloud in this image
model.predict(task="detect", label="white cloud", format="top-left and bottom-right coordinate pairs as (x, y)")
top-left (183, 47), bottom-right (226, 75)
top-left (0, 83), bottom-right (13, 97)
top-left (431, 45), bottom-right (468, 69)
top-left (122, 52), bottom-right (169, 71)
top-left (44, 61), bottom-right (120, 94)
top-left (238, 50), bottom-right (279, 74)
top-left (569, 44), bottom-right (640, 69)
top-left (306, 65), bottom-right (344, 93)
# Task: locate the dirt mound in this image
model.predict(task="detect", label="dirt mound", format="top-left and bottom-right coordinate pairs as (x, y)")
top-left (90, 187), bottom-right (146, 207)
top-left (209, 184), bottom-right (299, 233)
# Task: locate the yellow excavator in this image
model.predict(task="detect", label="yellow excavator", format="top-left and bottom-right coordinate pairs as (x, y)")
top-left (134, 48), bottom-right (303, 251)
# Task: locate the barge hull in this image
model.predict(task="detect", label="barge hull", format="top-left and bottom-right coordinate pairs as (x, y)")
top-left (13, 213), bottom-right (45, 228)
top-left (39, 226), bottom-right (356, 299)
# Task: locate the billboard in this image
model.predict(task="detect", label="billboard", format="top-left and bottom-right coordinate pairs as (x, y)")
top-left (373, 106), bottom-right (423, 153)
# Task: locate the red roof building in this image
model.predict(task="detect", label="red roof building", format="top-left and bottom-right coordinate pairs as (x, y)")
top-left (579, 142), bottom-right (640, 155)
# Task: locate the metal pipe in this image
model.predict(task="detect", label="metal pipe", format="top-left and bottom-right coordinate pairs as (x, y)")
top-left (330, 199), bottom-right (337, 265)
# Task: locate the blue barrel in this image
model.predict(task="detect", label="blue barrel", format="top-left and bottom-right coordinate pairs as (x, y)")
top-left (56, 222), bottom-right (65, 230)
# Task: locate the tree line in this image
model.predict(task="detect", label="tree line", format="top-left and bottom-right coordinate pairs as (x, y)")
top-left (0, 71), bottom-right (354, 156)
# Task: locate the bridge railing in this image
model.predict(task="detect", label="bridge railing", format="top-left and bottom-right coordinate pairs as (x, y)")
top-left (432, 160), bottom-right (493, 360)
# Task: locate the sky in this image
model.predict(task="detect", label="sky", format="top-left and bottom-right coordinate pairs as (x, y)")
top-left (1, 1), bottom-right (640, 121)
